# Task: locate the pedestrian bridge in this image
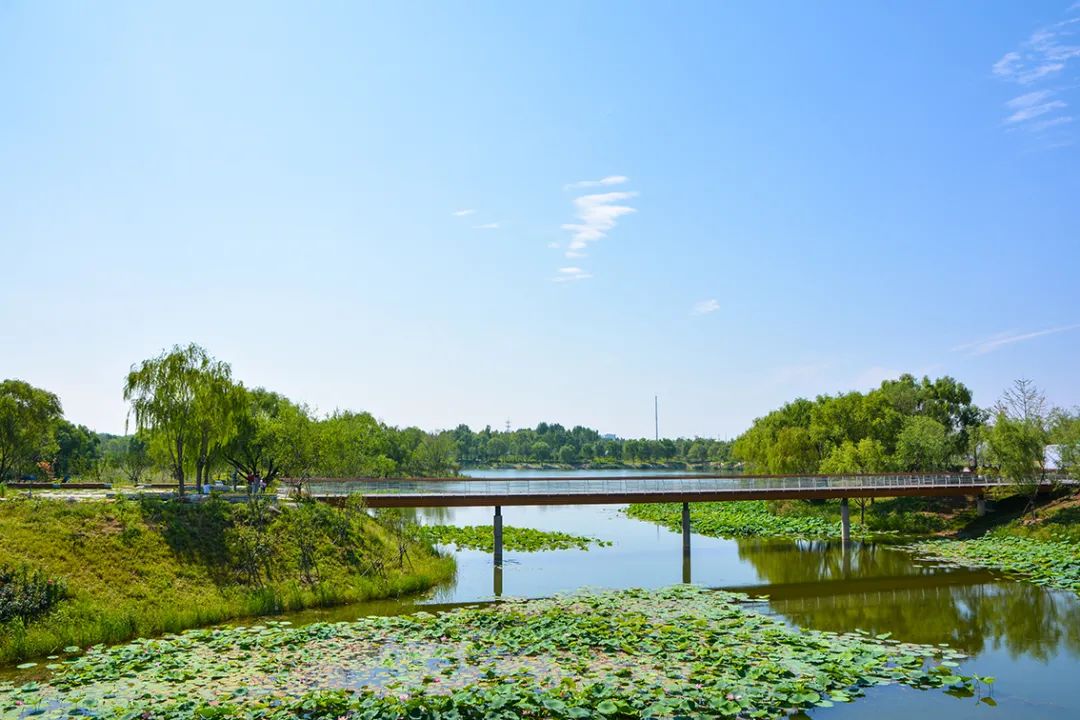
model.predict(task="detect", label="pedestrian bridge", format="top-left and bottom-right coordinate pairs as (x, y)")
top-left (298, 473), bottom-right (1064, 564)
top-left (304, 473), bottom-right (1012, 508)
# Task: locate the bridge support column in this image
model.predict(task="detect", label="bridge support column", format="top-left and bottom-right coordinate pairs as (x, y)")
top-left (681, 502), bottom-right (691, 554)
top-left (493, 563), bottom-right (503, 597)
top-left (976, 495), bottom-right (986, 517)
top-left (493, 505), bottom-right (503, 566)
top-left (840, 498), bottom-right (851, 545)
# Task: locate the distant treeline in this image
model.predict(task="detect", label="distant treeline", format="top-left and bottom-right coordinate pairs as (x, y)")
top-left (449, 424), bottom-right (733, 468)
top-left (6, 352), bottom-right (1078, 487)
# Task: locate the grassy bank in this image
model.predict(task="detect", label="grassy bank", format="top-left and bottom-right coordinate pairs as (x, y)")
top-left (626, 496), bottom-right (976, 539)
top-left (906, 493), bottom-right (1080, 594)
top-left (0, 496), bottom-right (454, 664)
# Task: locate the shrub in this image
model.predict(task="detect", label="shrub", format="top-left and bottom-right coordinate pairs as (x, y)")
top-left (0, 565), bottom-right (67, 623)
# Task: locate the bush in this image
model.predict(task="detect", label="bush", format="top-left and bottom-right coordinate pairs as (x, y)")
top-left (0, 565), bottom-right (67, 623)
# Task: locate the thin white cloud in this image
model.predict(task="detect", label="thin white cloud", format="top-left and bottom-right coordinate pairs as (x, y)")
top-left (473, 222), bottom-right (500, 230)
top-left (561, 190), bottom-right (637, 258)
top-left (952, 323), bottom-right (1080, 356)
top-left (564, 175), bottom-right (629, 191)
top-left (992, 8), bottom-right (1080, 139)
top-left (1006, 90), bottom-right (1053, 108)
top-left (1034, 115), bottom-right (1074, 130)
top-left (546, 241), bottom-right (561, 249)
top-left (452, 209), bottom-right (476, 217)
top-left (553, 266), bottom-right (592, 283)
top-left (691, 299), bottom-right (720, 315)
top-left (1005, 98), bottom-right (1067, 123)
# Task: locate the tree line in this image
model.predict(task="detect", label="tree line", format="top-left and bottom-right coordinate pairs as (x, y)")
top-left (4, 351), bottom-right (1078, 492)
top-left (449, 424), bottom-right (733, 467)
top-left (730, 374), bottom-right (1080, 507)
top-left (0, 344), bottom-right (459, 491)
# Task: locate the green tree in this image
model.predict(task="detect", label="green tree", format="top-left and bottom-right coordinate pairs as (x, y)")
top-left (557, 444), bottom-right (579, 465)
top-left (894, 416), bottom-right (950, 471)
top-left (1050, 408), bottom-right (1080, 481)
top-left (988, 379), bottom-right (1050, 519)
top-left (53, 420), bottom-right (101, 479)
top-left (0, 379), bottom-right (63, 480)
top-left (123, 343), bottom-right (234, 495)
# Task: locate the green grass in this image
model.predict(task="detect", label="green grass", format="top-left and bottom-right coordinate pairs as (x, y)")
top-left (905, 494), bottom-right (1080, 594)
top-left (0, 586), bottom-right (985, 720)
top-left (415, 524), bottom-right (611, 552)
top-left (0, 496), bottom-right (454, 664)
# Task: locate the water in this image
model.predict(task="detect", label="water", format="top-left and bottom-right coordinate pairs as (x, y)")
top-left (12, 469), bottom-right (1080, 718)
top-left (361, 468), bottom-right (1079, 720)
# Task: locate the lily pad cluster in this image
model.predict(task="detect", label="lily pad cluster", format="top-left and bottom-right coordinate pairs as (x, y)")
top-left (0, 586), bottom-right (985, 719)
top-left (415, 525), bottom-right (612, 552)
top-left (905, 535), bottom-right (1080, 594)
top-left (627, 502), bottom-right (839, 539)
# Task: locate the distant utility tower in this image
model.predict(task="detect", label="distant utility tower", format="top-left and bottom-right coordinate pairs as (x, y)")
top-left (654, 395), bottom-right (659, 441)
top-left (505, 418), bottom-right (511, 433)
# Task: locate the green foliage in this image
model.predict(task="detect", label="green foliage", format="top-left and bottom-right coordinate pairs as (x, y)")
top-left (0, 379), bottom-right (63, 480)
top-left (52, 421), bottom-right (101, 479)
top-left (628, 497), bottom-right (964, 539)
top-left (0, 566), bottom-right (67, 624)
top-left (986, 380), bottom-right (1052, 517)
top-left (0, 586), bottom-right (981, 719)
top-left (907, 535), bottom-right (1080, 594)
top-left (415, 524), bottom-right (611, 552)
top-left (895, 416), bottom-right (951, 471)
top-left (451, 422), bottom-right (734, 468)
top-left (123, 343), bottom-right (237, 493)
top-left (0, 497), bottom-right (453, 663)
top-left (628, 501), bottom-right (837, 538)
top-left (733, 374), bottom-right (981, 474)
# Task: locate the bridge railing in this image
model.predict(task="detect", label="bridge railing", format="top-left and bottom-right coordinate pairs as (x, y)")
top-left (304, 473), bottom-right (1019, 498)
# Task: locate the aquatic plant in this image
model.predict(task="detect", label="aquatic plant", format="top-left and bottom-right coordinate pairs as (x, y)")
top-left (0, 586), bottom-right (987, 719)
top-left (627, 501), bottom-right (839, 538)
top-left (905, 535), bottom-right (1080, 594)
top-left (415, 524), bottom-right (611, 552)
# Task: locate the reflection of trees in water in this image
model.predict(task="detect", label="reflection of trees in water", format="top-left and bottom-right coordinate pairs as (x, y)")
top-left (734, 539), bottom-right (1080, 661)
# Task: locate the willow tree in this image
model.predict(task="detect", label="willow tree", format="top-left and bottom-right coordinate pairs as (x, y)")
top-left (124, 344), bottom-right (236, 495)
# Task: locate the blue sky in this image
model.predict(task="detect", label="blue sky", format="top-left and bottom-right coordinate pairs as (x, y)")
top-left (2, 1), bottom-right (1079, 439)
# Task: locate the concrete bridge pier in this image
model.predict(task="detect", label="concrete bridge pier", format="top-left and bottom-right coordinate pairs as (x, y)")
top-left (681, 502), bottom-right (691, 553)
top-left (840, 498), bottom-right (851, 545)
top-left (493, 563), bottom-right (503, 597)
top-left (681, 502), bottom-right (692, 583)
top-left (976, 495), bottom-right (987, 516)
top-left (493, 505), bottom-right (503, 566)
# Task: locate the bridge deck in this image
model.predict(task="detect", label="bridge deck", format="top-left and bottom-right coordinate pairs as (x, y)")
top-left (301, 473), bottom-right (1018, 508)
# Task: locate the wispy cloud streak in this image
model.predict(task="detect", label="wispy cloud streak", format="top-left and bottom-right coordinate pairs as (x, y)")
top-left (452, 209), bottom-right (476, 217)
top-left (992, 6), bottom-right (1080, 141)
top-left (692, 299), bottom-right (720, 315)
top-left (564, 175), bottom-right (629, 190)
top-left (952, 323), bottom-right (1080, 355)
top-left (561, 191), bottom-right (637, 258)
top-left (473, 222), bottom-right (500, 230)
top-left (553, 266), bottom-right (592, 283)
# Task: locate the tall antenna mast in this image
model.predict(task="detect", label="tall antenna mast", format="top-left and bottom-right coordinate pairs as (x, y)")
top-left (654, 395), bottom-right (659, 441)
top-left (505, 418), bottom-right (511, 433)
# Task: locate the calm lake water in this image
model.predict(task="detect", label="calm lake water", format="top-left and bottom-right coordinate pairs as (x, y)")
top-left (285, 469), bottom-right (1080, 719)
top-left (11, 469), bottom-right (1080, 719)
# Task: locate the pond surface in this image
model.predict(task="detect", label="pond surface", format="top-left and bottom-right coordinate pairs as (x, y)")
top-left (299, 468), bottom-right (1077, 720)
top-left (12, 470), bottom-right (1080, 719)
